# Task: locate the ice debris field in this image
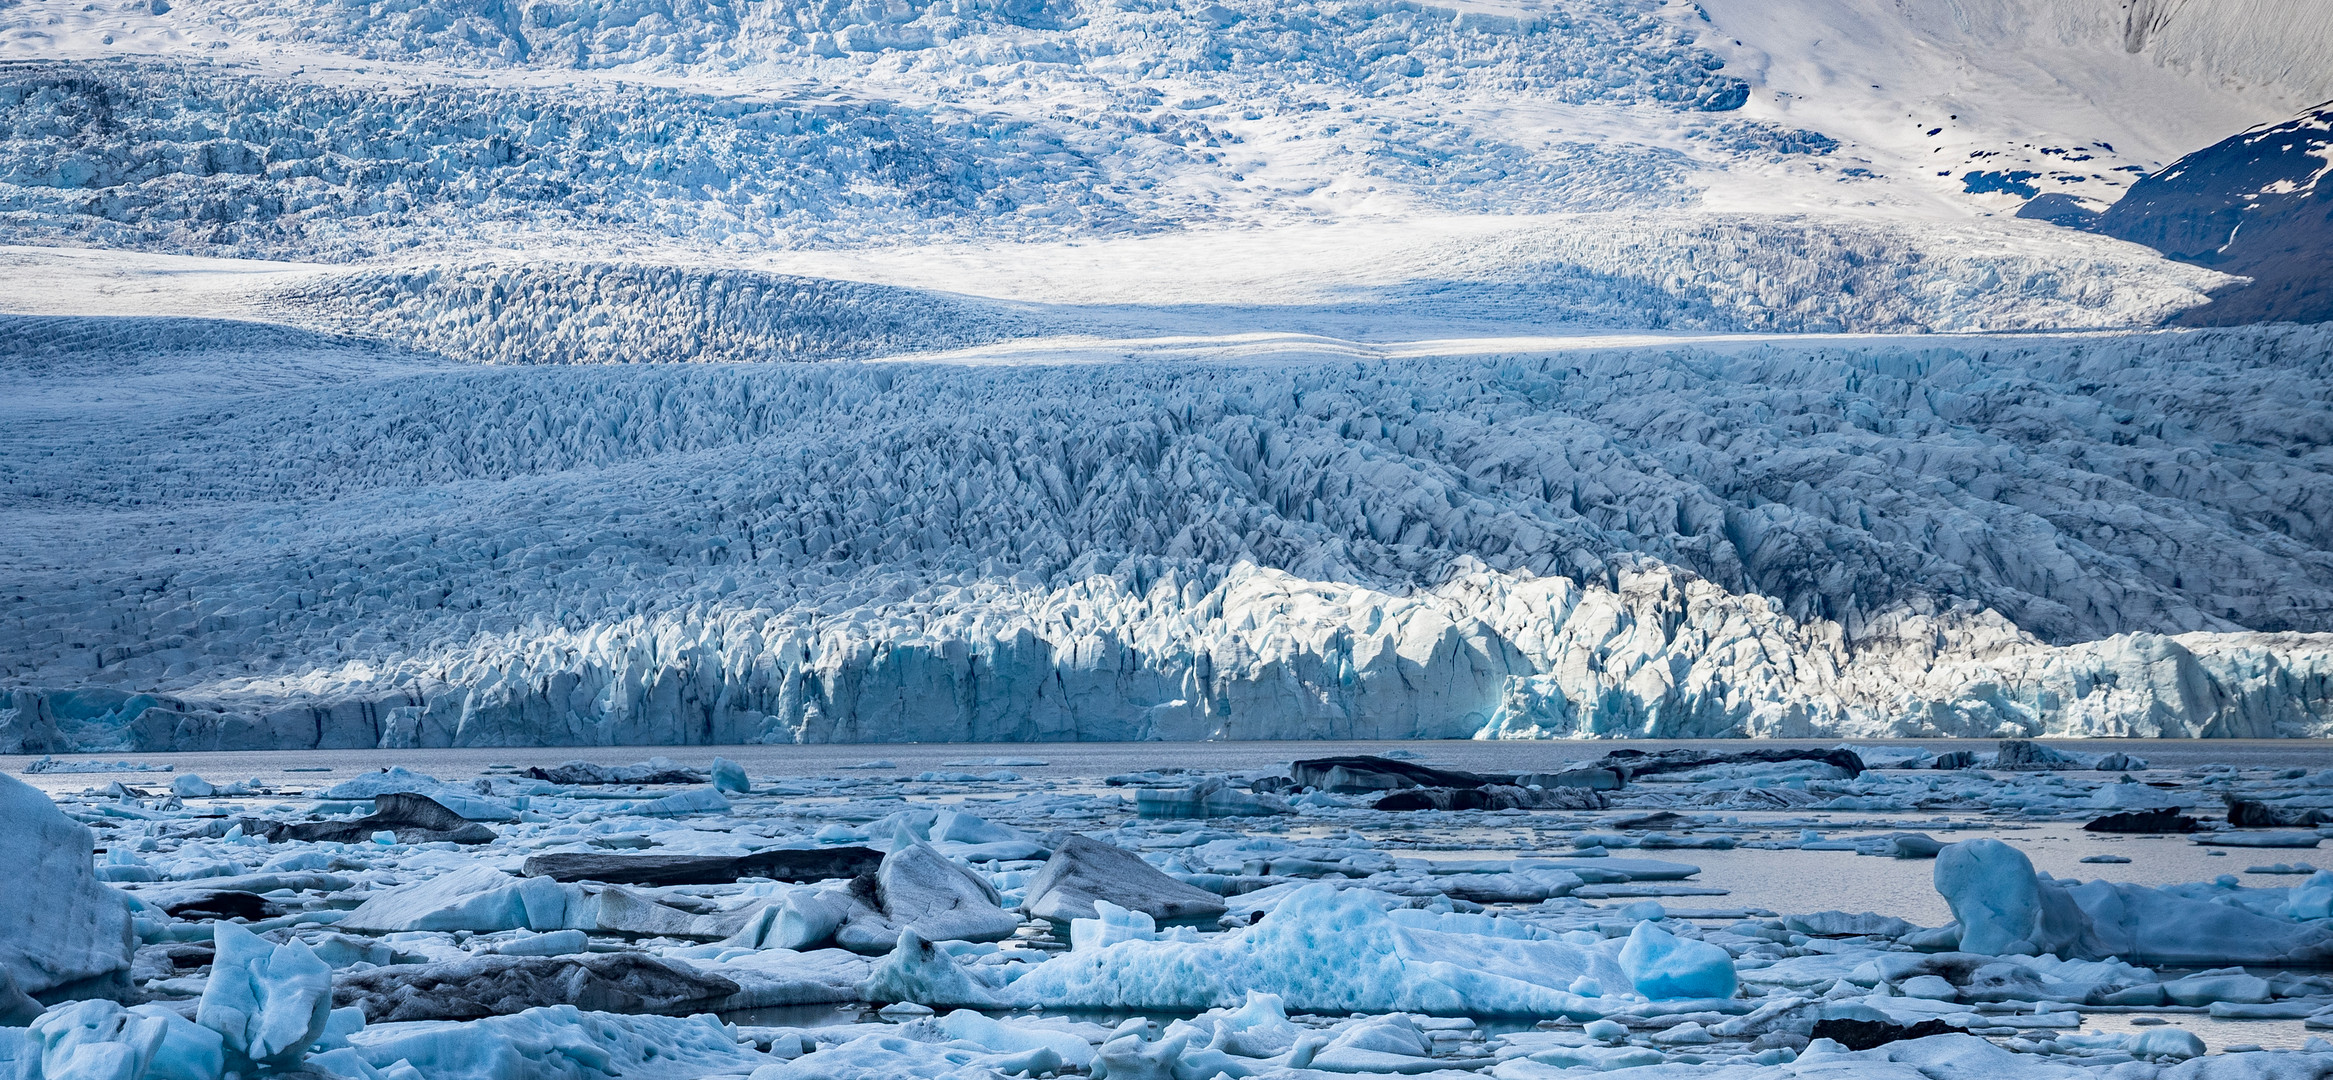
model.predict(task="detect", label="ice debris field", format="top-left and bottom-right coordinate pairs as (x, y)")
top-left (10, 743), bottom-right (2333, 1080)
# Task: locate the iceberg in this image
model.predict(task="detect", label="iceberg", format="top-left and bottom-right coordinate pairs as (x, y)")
top-left (1934, 838), bottom-right (2333, 965)
top-left (1616, 921), bottom-right (1737, 1001)
top-left (317, 771), bottom-right (515, 823)
top-left (26, 1000), bottom-right (225, 1080)
top-left (0, 776), bottom-right (135, 1001)
top-left (1020, 835), bottom-right (1228, 926)
top-left (343, 1006), bottom-right (766, 1080)
top-left (337, 865), bottom-right (739, 939)
top-left (966, 884), bottom-right (1602, 1016)
top-left (196, 923), bottom-right (333, 1070)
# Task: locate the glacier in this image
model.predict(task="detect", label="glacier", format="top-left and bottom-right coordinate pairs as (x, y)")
top-left (8, 0), bottom-right (2333, 1071)
top-left (1, 0), bottom-right (2330, 750)
top-left (3, 315), bottom-right (2328, 750)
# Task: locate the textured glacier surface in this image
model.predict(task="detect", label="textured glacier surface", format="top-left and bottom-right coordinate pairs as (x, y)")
top-left (3, 314), bottom-right (2327, 750)
top-left (1, 0), bottom-right (2330, 748)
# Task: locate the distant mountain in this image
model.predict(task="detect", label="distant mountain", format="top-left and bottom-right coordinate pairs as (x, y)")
top-left (2092, 102), bottom-right (2333, 325)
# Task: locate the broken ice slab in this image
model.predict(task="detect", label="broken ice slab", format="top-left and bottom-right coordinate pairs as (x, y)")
top-left (1135, 777), bottom-right (1291, 819)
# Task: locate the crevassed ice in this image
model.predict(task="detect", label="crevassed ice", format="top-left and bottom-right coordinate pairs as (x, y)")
top-left (4, 321), bottom-right (2330, 749)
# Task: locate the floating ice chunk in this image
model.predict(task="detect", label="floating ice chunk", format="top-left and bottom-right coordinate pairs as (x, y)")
top-left (31, 1000), bottom-right (161, 1080)
top-left (1616, 921), bottom-right (1736, 1000)
top-left (1934, 840), bottom-right (2058, 955)
top-left (1202, 992), bottom-right (1302, 1058)
top-left (942, 758), bottom-right (1049, 768)
top-left (1509, 1043), bottom-right (1666, 1071)
top-left (321, 768), bottom-right (445, 800)
top-left (1135, 778), bottom-right (1289, 819)
top-left (171, 776), bottom-right (216, 798)
top-left (335, 953), bottom-right (740, 1023)
top-left (1070, 900), bottom-right (1157, 952)
top-left (1783, 912), bottom-right (1915, 938)
top-left (927, 810), bottom-right (1020, 846)
top-left (1992, 740), bottom-right (2084, 771)
top-left (864, 840), bottom-right (1022, 948)
top-left (996, 884), bottom-right (1598, 1016)
top-left (347, 1005), bottom-right (765, 1080)
top-left (2070, 877), bottom-right (2333, 965)
top-left (21, 1001), bottom-right (227, 1080)
top-left (1649, 1021), bottom-right (1713, 1046)
top-left (338, 865), bottom-right (729, 938)
top-left (858, 930), bottom-right (998, 1008)
top-left (1844, 746), bottom-right (1935, 769)
top-left (2125, 1027), bottom-right (2205, 1059)
top-left (1090, 1028), bottom-right (1203, 1080)
top-left (756, 1031), bottom-right (1053, 1080)
top-left (1313, 1013), bottom-right (1468, 1073)
top-left (24, 758), bottom-right (172, 775)
top-left (2288, 871), bottom-right (2333, 919)
top-left (197, 922), bottom-right (332, 1070)
top-left (1867, 833), bottom-right (1945, 859)
top-left (708, 759), bottom-right (750, 795)
top-left (1022, 835), bottom-right (1227, 926)
top-left (1896, 975), bottom-right (1957, 1000)
top-left (2089, 779), bottom-right (2178, 809)
top-left (315, 1007), bottom-right (365, 1053)
top-left (489, 930), bottom-right (589, 957)
top-left (725, 890), bottom-right (859, 952)
top-left (2162, 972), bottom-right (2270, 1005)
top-left (138, 1006), bottom-right (227, 1080)
top-left (317, 770), bottom-right (514, 822)
top-left (1936, 840), bottom-right (2333, 964)
top-left (935, 1010), bottom-right (1094, 1068)
top-left (0, 775), bottom-right (135, 999)
top-left (259, 851), bottom-right (339, 873)
top-left (1683, 760), bottom-right (1854, 782)
top-left (2196, 831), bottom-right (2321, 848)
top-left (525, 759), bottom-right (704, 786)
top-left (637, 789), bottom-right (730, 817)
top-left (2080, 855), bottom-right (2133, 864)
top-left (339, 865), bottom-right (546, 933)
top-left (93, 848), bottom-right (157, 885)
